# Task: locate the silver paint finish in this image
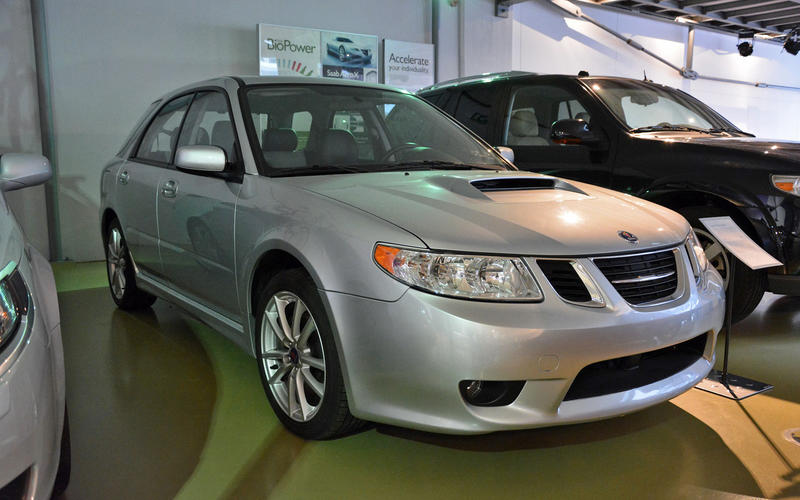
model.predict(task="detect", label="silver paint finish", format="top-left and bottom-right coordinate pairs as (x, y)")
top-left (0, 183), bottom-right (65, 494)
top-left (0, 153), bottom-right (52, 192)
top-left (101, 76), bottom-right (726, 434)
top-left (174, 145), bottom-right (227, 173)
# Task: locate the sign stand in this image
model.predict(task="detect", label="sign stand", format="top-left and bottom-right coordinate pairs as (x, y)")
top-left (694, 254), bottom-right (773, 400)
top-left (693, 217), bottom-right (780, 400)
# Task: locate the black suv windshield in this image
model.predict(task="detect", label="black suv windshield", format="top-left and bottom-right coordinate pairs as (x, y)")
top-left (588, 80), bottom-right (744, 134)
top-left (244, 85), bottom-right (509, 176)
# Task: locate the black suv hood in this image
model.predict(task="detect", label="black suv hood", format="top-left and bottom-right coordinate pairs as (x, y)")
top-left (637, 134), bottom-right (800, 165)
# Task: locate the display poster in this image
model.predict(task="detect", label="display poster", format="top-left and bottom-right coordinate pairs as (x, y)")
top-left (383, 40), bottom-right (435, 92)
top-left (699, 216), bottom-right (782, 270)
top-left (259, 24), bottom-right (321, 77)
top-left (258, 24), bottom-right (378, 82)
top-left (320, 30), bottom-right (379, 82)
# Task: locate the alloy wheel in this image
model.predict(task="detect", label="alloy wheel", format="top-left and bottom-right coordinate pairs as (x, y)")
top-left (695, 227), bottom-right (729, 288)
top-left (107, 227), bottom-right (127, 300)
top-left (260, 291), bottom-right (326, 422)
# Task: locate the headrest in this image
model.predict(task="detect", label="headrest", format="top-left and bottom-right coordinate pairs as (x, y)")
top-left (211, 121), bottom-right (235, 161)
top-left (262, 129), bottom-right (298, 152)
top-left (509, 109), bottom-right (539, 137)
top-left (318, 129), bottom-right (358, 165)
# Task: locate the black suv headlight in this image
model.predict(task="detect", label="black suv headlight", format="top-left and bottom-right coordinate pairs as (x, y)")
top-left (0, 269), bottom-right (28, 351)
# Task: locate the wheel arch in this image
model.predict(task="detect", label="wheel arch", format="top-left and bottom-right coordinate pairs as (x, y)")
top-left (643, 188), bottom-right (778, 255)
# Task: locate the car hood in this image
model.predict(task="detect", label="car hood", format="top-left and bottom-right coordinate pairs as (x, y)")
top-left (637, 134), bottom-right (800, 164)
top-left (285, 171), bottom-right (689, 256)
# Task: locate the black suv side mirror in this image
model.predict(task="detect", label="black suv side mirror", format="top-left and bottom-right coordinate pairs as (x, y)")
top-left (551, 119), bottom-right (598, 146)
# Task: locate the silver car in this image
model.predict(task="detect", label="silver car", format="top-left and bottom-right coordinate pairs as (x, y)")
top-left (100, 76), bottom-right (724, 439)
top-left (326, 36), bottom-right (373, 65)
top-left (0, 154), bottom-right (69, 496)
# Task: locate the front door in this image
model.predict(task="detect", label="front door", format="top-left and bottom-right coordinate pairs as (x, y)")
top-left (156, 90), bottom-right (241, 318)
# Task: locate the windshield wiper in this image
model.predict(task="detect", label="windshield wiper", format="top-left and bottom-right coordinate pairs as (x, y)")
top-left (372, 160), bottom-right (505, 172)
top-left (273, 164), bottom-right (368, 177)
top-left (630, 125), bottom-right (713, 134)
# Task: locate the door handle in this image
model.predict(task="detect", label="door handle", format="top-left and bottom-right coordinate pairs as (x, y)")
top-left (162, 180), bottom-right (178, 198)
top-left (118, 170), bottom-right (129, 185)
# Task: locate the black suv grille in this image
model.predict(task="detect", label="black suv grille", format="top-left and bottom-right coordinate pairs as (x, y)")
top-left (594, 249), bottom-right (678, 305)
top-left (537, 260), bottom-right (591, 302)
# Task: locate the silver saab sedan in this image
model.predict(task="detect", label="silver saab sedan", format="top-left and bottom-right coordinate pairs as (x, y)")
top-left (100, 76), bottom-right (724, 439)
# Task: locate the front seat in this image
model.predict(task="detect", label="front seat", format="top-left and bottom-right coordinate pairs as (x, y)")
top-left (507, 109), bottom-right (548, 146)
top-left (317, 129), bottom-right (359, 165)
top-left (262, 128), bottom-right (306, 168)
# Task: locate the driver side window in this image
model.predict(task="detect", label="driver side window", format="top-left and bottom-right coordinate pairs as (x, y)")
top-left (503, 85), bottom-right (591, 147)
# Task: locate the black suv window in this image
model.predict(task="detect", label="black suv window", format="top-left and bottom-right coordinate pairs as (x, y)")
top-left (136, 94), bottom-right (192, 164)
top-left (177, 91), bottom-right (238, 164)
top-left (453, 86), bottom-right (494, 137)
top-left (503, 85), bottom-right (591, 146)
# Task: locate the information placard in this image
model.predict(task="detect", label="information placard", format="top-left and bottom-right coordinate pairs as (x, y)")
top-left (699, 216), bottom-right (782, 270)
top-left (383, 40), bottom-right (435, 92)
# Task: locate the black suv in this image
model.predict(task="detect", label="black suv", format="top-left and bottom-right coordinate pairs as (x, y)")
top-left (419, 71), bottom-right (800, 320)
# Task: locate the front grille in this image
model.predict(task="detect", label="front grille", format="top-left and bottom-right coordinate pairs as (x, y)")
top-left (537, 260), bottom-right (591, 302)
top-left (594, 249), bottom-right (678, 305)
top-left (563, 333), bottom-right (708, 401)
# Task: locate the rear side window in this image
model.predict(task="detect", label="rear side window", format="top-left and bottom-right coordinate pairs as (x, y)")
top-left (136, 94), bottom-right (192, 164)
top-left (117, 101), bottom-right (160, 157)
top-left (177, 91), bottom-right (238, 163)
top-left (453, 86), bottom-right (494, 138)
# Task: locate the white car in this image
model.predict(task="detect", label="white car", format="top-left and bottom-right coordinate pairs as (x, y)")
top-left (0, 154), bottom-right (69, 497)
top-left (326, 36), bottom-right (373, 65)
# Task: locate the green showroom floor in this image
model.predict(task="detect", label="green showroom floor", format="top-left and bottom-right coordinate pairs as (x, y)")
top-left (52, 262), bottom-right (800, 500)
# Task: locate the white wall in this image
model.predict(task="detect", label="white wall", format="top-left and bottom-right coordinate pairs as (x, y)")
top-left (42, 0), bottom-right (432, 261)
top-left (0, 0), bottom-right (50, 258)
top-left (508, 0), bottom-right (800, 139)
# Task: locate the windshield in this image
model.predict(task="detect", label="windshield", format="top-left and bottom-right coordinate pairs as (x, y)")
top-left (588, 80), bottom-right (742, 134)
top-left (244, 85), bottom-right (509, 176)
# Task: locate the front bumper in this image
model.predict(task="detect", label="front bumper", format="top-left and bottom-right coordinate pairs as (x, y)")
top-left (0, 252), bottom-right (64, 497)
top-left (326, 258), bottom-right (724, 434)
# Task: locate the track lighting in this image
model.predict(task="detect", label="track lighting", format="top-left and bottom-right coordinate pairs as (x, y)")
top-left (737, 32), bottom-right (754, 57)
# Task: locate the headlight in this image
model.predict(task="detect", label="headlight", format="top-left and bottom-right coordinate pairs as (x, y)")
top-left (771, 175), bottom-right (800, 197)
top-left (0, 269), bottom-right (28, 350)
top-left (374, 244), bottom-right (542, 301)
top-left (686, 229), bottom-right (709, 276)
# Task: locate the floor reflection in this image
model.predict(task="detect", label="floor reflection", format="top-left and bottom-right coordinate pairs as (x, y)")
top-left (58, 287), bottom-right (216, 500)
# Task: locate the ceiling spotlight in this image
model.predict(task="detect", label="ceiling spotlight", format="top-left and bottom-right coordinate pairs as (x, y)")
top-left (784, 29), bottom-right (800, 56)
top-left (737, 31), bottom-right (754, 57)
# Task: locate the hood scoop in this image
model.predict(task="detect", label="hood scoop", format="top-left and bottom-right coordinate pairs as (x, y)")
top-left (470, 177), bottom-right (586, 195)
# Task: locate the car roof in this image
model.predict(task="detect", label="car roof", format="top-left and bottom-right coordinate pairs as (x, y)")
top-left (155, 75), bottom-right (411, 102)
top-left (416, 71), bottom-right (671, 93)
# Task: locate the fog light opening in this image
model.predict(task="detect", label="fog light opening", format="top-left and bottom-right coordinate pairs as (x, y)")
top-left (459, 380), bottom-right (525, 407)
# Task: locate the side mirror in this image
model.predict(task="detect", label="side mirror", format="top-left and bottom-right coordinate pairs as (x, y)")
top-left (495, 146), bottom-right (515, 164)
top-left (550, 119), bottom-right (598, 146)
top-left (0, 154), bottom-right (52, 192)
top-left (175, 145), bottom-right (226, 173)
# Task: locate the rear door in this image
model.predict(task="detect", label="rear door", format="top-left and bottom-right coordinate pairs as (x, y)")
top-left (499, 80), bottom-right (614, 187)
top-left (156, 90), bottom-right (242, 318)
top-left (118, 94), bottom-right (192, 277)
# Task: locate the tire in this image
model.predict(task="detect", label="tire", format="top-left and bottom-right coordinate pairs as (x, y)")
top-left (105, 219), bottom-right (156, 310)
top-left (254, 268), bottom-right (362, 439)
top-left (51, 407), bottom-right (70, 497)
top-left (678, 205), bottom-right (766, 322)
top-left (338, 46), bottom-right (347, 62)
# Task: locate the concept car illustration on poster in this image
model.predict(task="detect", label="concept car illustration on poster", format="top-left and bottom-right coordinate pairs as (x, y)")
top-left (383, 40), bottom-right (435, 92)
top-left (258, 24), bottom-right (378, 82)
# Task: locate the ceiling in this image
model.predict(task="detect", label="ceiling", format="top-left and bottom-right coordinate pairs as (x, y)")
top-left (496, 0), bottom-right (800, 39)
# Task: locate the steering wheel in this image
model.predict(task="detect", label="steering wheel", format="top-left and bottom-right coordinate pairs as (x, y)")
top-left (380, 143), bottom-right (425, 162)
